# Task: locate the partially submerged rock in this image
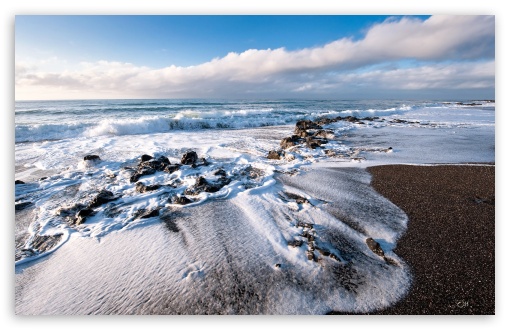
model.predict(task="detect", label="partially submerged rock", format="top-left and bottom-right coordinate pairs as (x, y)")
top-left (287, 240), bottom-right (303, 248)
top-left (280, 136), bottom-right (300, 149)
top-left (130, 167), bottom-right (156, 182)
top-left (283, 192), bottom-right (309, 204)
top-left (75, 208), bottom-right (94, 225)
top-left (267, 150), bottom-right (282, 160)
top-left (89, 190), bottom-right (118, 208)
top-left (15, 201), bottom-right (32, 211)
top-left (366, 237), bottom-right (385, 257)
top-left (171, 195), bottom-right (193, 205)
top-left (129, 154), bottom-right (173, 182)
top-left (140, 154), bottom-right (153, 162)
top-left (164, 164), bottom-right (181, 174)
top-left (181, 150), bottom-right (198, 165)
top-left (313, 129), bottom-right (333, 138)
top-left (83, 155), bottom-right (101, 161)
top-left (214, 169), bottom-right (227, 177)
top-left (184, 176), bottom-right (225, 195)
top-left (296, 119), bottom-right (322, 130)
top-left (133, 208), bottom-right (160, 219)
top-left (15, 180), bottom-right (25, 185)
top-left (135, 182), bottom-right (161, 193)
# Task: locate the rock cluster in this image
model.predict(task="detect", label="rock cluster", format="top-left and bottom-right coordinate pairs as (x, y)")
top-left (130, 155), bottom-right (173, 182)
top-left (184, 175), bottom-right (231, 196)
top-left (268, 116), bottom-right (383, 159)
top-left (366, 237), bottom-right (398, 265)
top-left (286, 221), bottom-right (342, 263)
top-left (58, 189), bottom-right (119, 225)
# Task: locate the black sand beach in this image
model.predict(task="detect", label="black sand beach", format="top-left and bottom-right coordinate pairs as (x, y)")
top-left (364, 164), bottom-right (495, 314)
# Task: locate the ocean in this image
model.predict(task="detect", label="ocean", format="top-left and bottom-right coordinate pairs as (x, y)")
top-left (14, 99), bottom-right (495, 314)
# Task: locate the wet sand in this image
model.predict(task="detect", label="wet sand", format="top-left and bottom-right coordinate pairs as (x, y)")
top-left (364, 164), bottom-right (495, 314)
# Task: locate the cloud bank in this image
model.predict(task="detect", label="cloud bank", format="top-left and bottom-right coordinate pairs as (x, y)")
top-left (15, 15), bottom-right (495, 100)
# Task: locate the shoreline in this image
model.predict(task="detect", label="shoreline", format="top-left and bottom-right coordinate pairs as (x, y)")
top-left (363, 164), bottom-right (495, 314)
top-left (15, 163), bottom-right (495, 314)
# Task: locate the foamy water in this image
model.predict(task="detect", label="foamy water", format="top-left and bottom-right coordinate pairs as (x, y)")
top-left (14, 99), bottom-right (495, 314)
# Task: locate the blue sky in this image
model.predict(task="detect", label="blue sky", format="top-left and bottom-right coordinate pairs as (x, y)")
top-left (17, 15), bottom-right (414, 67)
top-left (15, 15), bottom-right (495, 100)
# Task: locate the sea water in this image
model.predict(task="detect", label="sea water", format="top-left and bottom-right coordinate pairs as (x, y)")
top-left (14, 99), bottom-right (495, 314)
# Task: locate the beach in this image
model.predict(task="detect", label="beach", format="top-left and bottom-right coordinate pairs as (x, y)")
top-left (14, 99), bottom-right (495, 314)
top-left (366, 164), bottom-right (495, 315)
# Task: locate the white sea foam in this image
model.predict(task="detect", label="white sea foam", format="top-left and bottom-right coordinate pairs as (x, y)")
top-left (15, 167), bottom-right (411, 314)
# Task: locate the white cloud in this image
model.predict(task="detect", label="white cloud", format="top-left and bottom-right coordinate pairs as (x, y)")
top-left (15, 15), bottom-right (495, 100)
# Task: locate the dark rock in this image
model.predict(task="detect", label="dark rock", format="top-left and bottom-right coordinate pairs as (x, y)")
top-left (191, 157), bottom-right (209, 168)
top-left (181, 150), bottom-right (198, 165)
top-left (15, 180), bottom-right (25, 185)
top-left (139, 209), bottom-right (160, 219)
top-left (156, 155), bottom-right (170, 164)
top-left (130, 167), bottom-right (156, 182)
top-left (184, 176), bottom-right (224, 195)
top-left (305, 137), bottom-right (321, 149)
top-left (329, 253), bottom-right (341, 262)
top-left (391, 119), bottom-right (407, 124)
top-left (57, 203), bottom-right (87, 217)
top-left (240, 165), bottom-right (264, 180)
top-left (214, 169), bottom-right (227, 177)
top-left (163, 164), bottom-right (181, 174)
top-left (287, 240), bottom-right (303, 248)
top-left (315, 117), bottom-right (337, 126)
top-left (89, 190), bottom-right (117, 208)
top-left (296, 119), bottom-right (322, 130)
top-left (280, 136), bottom-right (300, 149)
top-left (135, 182), bottom-right (161, 193)
top-left (366, 237), bottom-right (385, 257)
top-left (345, 116), bottom-right (359, 122)
top-left (294, 127), bottom-right (309, 138)
top-left (284, 192), bottom-right (309, 204)
top-left (317, 248), bottom-right (331, 257)
top-left (198, 157), bottom-right (209, 166)
top-left (84, 155), bottom-right (101, 161)
top-left (140, 154), bottom-right (153, 162)
top-left (76, 208), bottom-right (94, 225)
top-left (172, 195), bottom-right (193, 205)
top-left (303, 232), bottom-right (315, 242)
top-left (306, 250), bottom-right (316, 261)
top-left (384, 256), bottom-right (398, 266)
top-left (267, 150), bottom-right (282, 160)
top-left (313, 129), bottom-right (333, 138)
top-left (275, 264), bottom-right (281, 268)
top-left (15, 201), bottom-right (32, 211)
top-left (138, 166), bottom-right (156, 175)
top-left (39, 177), bottom-right (48, 181)
top-left (130, 173), bottom-right (142, 183)
top-left (140, 159), bottom-right (168, 171)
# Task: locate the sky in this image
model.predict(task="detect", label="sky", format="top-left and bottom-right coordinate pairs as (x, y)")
top-left (15, 15), bottom-right (495, 100)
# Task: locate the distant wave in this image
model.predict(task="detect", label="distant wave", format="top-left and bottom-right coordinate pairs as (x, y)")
top-left (15, 106), bottom-right (413, 143)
